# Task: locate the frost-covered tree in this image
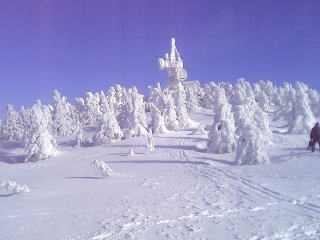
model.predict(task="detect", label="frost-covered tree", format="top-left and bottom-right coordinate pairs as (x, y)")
top-left (207, 88), bottom-right (236, 153)
top-left (150, 103), bottom-right (168, 135)
top-left (52, 90), bottom-right (77, 136)
top-left (0, 104), bottom-right (24, 141)
top-left (307, 88), bottom-right (320, 118)
top-left (232, 79), bottom-right (271, 165)
top-left (185, 87), bottom-right (200, 112)
top-left (273, 82), bottom-right (295, 125)
top-left (253, 83), bottom-right (270, 111)
top-left (84, 92), bottom-right (103, 125)
top-left (258, 80), bottom-right (279, 106)
top-left (175, 82), bottom-right (192, 129)
top-left (93, 107), bottom-right (123, 145)
top-left (201, 82), bottom-right (219, 108)
top-left (24, 100), bottom-right (57, 162)
top-left (161, 89), bottom-right (179, 130)
top-left (287, 82), bottom-right (315, 134)
top-left (147, 83), bottom-right (163, 111)
top-left (146, 128), bottom-right (155, 153)
top-left (128, 87), bottom-right (148, 137)
top-left (75, 127), bottom-right (83, 147)
top-left (235, 125), bottom-right (270, 165)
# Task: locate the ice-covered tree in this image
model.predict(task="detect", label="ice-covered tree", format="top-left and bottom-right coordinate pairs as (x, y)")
top-left (128, 87), bottom-right (148, 137)
top-left (161, 89), bottom-right (179, 130)
top-left (93, 107), bottom-right (123, 145)
top-left (207, 88), bottom-right (236, 153)
top-left (75, 127), bottom-right (83, 147)
top-left (84, 92), bottom-right (103, 125)
top-left (0, 104), bottom-right (24, 141)
top-left (146, 128), bottom-right (155, 153)
top-left (150, 103), bottom-right (168, 135)
top-left (185, 87), bottom-right (200, 112)
top-left (307, 88), bottom-right (320, 118)
top-left (201, 82), bottom-right (219, 108)
top-left (147, 83), bottom-right (163, 111)
top-left (24, 101), bottom-right (57, 162)
top-left (232, 79), bottom-right (271, 165)
top-left (253, 83), bottom-right (270, 111)
top-left (235, 125), bottom-right (270, 165)
top-left (287, 81), bottom-right (315, 134)
top-left (257, 80), bottom-right (279, 106)
top-left (52, 90), bottom-right (77, 136)
top-left (175, 82), bottom-right (192, 129)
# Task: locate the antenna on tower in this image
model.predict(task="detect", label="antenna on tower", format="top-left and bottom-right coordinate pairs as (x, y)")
top-left (158, 38), bottom-right (188, 88)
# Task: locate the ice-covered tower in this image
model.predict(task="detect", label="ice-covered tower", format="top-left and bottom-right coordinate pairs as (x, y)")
top-left (158, 38), bottom-right (188, 88)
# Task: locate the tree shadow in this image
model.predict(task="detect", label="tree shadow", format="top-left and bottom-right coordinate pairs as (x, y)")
top-left (194, 156), bottom-right (235, 166)
top-left (0, 193), bottom-right (17, 197)
top-left (65, 176), bottom-right (104, 180)
top-left (106, 159), bottom-right (209, 165)
top-left (156, 144), bottom-right (202, 152)
top-left (0, 150), bottom-right (26, 164)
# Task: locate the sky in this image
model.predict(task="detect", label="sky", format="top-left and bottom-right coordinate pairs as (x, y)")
top-left (0, 0), bottom-right (320, 116)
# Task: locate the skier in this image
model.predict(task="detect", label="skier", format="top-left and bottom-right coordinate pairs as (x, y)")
top-left (309, 122), bottom-right (320, 152)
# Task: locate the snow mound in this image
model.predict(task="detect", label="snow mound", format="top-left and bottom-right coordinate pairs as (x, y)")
top-left (0, 180), bottom-right (30, 193)
top-left (90, 160), bottom-right (113, 177)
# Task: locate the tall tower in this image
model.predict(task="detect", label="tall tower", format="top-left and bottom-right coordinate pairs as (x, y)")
top-left (158, 38), bottom-right (188, 88)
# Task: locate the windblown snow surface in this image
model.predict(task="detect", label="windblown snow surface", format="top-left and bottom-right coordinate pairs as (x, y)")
top-left (1, 109), bottom-right (320, 240)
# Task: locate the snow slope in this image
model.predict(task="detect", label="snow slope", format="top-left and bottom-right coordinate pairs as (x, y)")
top-left (1, 109), bottom-right (320, 240)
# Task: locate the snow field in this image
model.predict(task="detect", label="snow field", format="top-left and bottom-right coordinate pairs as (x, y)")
top-left (1, 110), bottom-right (320, 239)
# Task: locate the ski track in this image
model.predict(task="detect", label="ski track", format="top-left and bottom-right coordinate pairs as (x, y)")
top-left (84, 130), bottom-right (320, 240)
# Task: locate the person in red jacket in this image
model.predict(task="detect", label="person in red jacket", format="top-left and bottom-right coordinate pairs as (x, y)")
top-left (310, 122), bottom-right (320, 152)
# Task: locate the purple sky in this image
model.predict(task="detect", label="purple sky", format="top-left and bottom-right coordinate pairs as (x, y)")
top-left (1, 0), bottom-right (320, 115)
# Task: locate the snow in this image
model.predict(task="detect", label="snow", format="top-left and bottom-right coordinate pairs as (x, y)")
top-left (0, 109), bottom-right (320, 239)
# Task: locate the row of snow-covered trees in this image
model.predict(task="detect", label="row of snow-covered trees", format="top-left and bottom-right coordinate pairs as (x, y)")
top-left (205, 79), bottom-right (320, 165)
top-left (0, 78), bottom-right (319, 164)
top-left (0, 82), bottom-right (192, 161)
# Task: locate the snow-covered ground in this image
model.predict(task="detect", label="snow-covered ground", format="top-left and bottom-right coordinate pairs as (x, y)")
top-left (1, 109), bottom-right (320, 240)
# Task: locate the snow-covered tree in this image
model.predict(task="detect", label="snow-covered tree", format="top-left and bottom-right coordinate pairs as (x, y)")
top-left (161, 89), bottom-right (179, 130)
top-left (52, 90), bottom-right (77, 136)
top-left (175, 82), bottom-right (192, 129)
top-left (287, 81), bottom-right (315, 134)
top-left (253, 83), bottom-right (270, 111)
top-left (146, 128), bottom-right (155, 153)
top-left (307, 88), bottom-right (320, 118)
top-left (147, 83), bottom-right (163, 111)
top-left (128, 86), bottom-right (148, 137)
top-left (84, 92), bottom-right (103, 125)
top-left (232, 79), bottom-right (271, 165)
top-left (0, 104), bottom-right (24, 141)
top-left (207, 88), bottom-right (236, 153)
top-left (185, 87), bottom-right (200, 112)
top-left (235, 125), bottom-right (270, 165)
top-left (24, 101), bottom-right (57, 162)
top-left (258, 80), bottom-right (278, 106)
top-left (150, 103), bottom-right (168, 135)
top-left (93, 107), bottom-right (123, 145)
top-left (75, 127), bottom-right (83, 147)
top-left (201, 82), bottom-right (219, 108)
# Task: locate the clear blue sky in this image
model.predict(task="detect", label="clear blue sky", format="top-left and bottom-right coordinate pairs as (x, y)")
top-left (1, 0), bottom-right (320, 115)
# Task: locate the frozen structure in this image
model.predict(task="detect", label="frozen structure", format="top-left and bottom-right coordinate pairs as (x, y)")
top-left (158, 38), bottom-right (188, 88)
